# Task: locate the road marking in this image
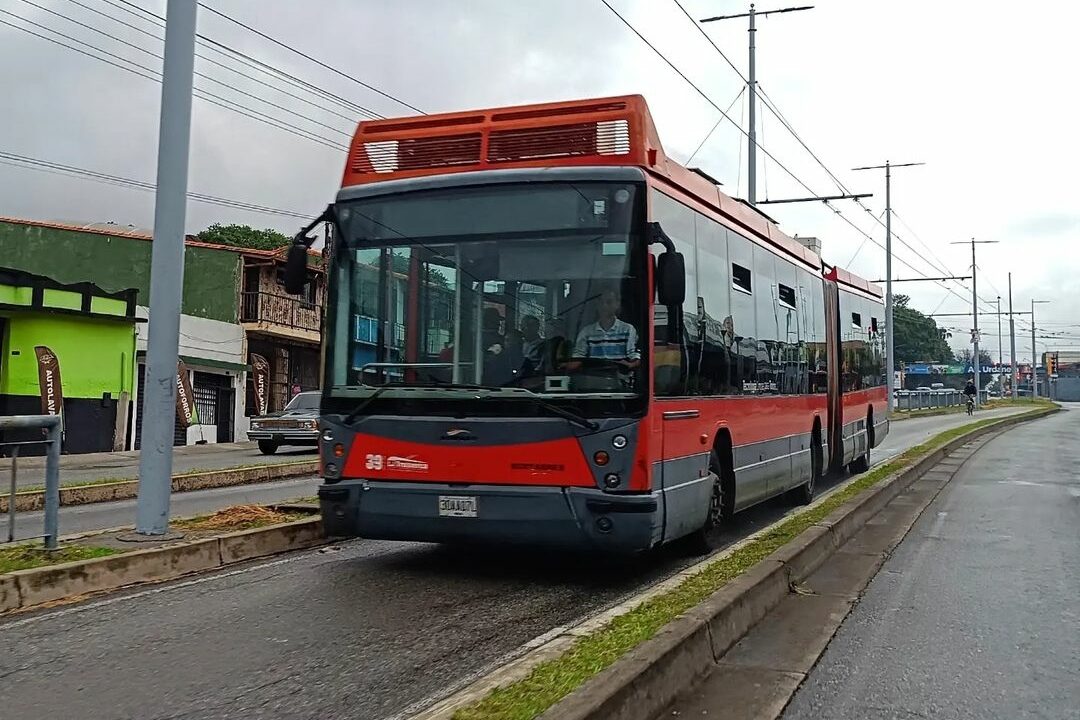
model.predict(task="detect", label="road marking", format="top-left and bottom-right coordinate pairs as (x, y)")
top-left (997, 480), bottom-right (1056, 488)
top-left (0, 549), bottom-right (324, 631)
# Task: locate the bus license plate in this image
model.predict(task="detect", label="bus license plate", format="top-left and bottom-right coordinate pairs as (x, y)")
top-left (438, 496), bottom-right (477, 518)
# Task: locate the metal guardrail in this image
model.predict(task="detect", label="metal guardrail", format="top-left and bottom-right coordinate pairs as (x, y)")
top-left (893, 389), bottom-right (991, 411)
top-left (1, 414), bottom-right (61, 549)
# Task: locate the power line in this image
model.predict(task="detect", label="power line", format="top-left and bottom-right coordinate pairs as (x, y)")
top-left (599, 0), bottom-right (824, 202)
top-left (16, 0), bottom-right (353, 139)
top-left (0, 9), bottom-right (349, 152)
top-left (685, 86), bottom-right (745, 165)
top-left (196, 1), bottom-right (424, 114)
top-left (104, 0), bottom-right (383, 120)
top-left (0, 150), bottom-right (312, 218)
top-left (642, 0), bottom-right (977, 313)
top-left (65, 0), bottom-right (370, 124)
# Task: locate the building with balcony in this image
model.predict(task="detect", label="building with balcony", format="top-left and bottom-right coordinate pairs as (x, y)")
top-left (239, 250), bottom-right (325, 413)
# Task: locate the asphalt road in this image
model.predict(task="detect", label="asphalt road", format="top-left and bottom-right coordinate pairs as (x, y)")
top-left (0, 409), bottom-right (1042, 720)
top-left (1, 441), bottom-right (317, 489)
top-left (8, 476), bottom-right (320, 541)
top-left (783, 406), bottom-right (1080, 720)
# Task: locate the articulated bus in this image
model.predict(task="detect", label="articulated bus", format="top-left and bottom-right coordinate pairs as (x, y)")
top-left (284, 95), bottom-right (887, 553)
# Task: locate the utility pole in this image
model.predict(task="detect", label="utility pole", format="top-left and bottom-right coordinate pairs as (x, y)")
top-left (853, 161), bottom-right (924, 413)
top-left (132, 0), bottom-right (198, 537)
top-left (1009, 273), bottom-right (1017, 400)
top-left (950, 239), bottom-right (998, 409)
top-left (1031, 299), bottom-right (1050, 398)
top-left (701, 3), bottom-right (813, 205)
top-left (996, 296), bottom-right (1003, 392)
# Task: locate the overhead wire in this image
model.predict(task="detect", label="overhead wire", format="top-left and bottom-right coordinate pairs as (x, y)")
top-left (15, 0), bottom-right (353, 139)
top-left (0, 8), bottom-right (350, 152)
top-left (65, 0), bottom-right (370, 123)
top-left (103, 0), bottom-right (383, 120)
top-left (0, 150), bottom-right (312, 218)
top-left (685, 85), bottom-right (744, 165)
top-left (195, 1), bottom-right (425, 114)
top-left (654, 0), bottom-right (979, 313)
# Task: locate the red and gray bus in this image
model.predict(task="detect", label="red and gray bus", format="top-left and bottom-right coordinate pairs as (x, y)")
top-left (283, 95), bottom-right (887, 553)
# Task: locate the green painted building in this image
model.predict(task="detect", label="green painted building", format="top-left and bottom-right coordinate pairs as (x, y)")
top-left (0, 267), bottom-right (139, 453)
top-left (0, 217), bottom-right (326, 453)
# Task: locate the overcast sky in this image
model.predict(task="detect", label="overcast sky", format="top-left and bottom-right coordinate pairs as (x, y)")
top-left (2, 0), bottom-right (1078, 361)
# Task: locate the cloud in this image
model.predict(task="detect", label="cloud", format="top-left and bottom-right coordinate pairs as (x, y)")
top-left (1, 0), bottom-right (1078, 359)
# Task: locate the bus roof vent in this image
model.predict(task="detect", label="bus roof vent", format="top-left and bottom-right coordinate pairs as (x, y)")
top-left (487, 119), bottom-right (630, 164)
top-left (350, 133), bottom-right (482, 174)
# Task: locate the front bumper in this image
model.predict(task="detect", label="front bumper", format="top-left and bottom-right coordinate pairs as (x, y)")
top-left (246, 429), bottom-right (319, 444)
top-left (318, 480), bottom-right (663, 553)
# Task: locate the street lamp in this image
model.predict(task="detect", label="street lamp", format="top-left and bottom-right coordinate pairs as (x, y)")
top-left (1031, 299), bottom-right (1050, 397)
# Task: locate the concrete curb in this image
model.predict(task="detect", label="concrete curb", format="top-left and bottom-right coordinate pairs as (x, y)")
top-left (0, 461), bottom-right (319, 513)
top-left (536, 406), bottom-right (1059, 720)
top-left (0, 517), bottom-right (325, 613)
top-left (419, 406), bottom-right (1057, 720)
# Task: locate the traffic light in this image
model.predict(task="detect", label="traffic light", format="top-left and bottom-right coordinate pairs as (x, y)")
top-left (1046, 353), bottom-right (1056, 375)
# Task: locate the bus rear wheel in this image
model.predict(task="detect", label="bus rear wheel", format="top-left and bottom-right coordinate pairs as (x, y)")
top-left (790, 427), bottom-right (822, 505)
top-left (848, 415), bottom-right (872, 473)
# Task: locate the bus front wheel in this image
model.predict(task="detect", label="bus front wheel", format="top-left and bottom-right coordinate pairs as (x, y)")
top-left (684, 450), bottom-right (730, 555)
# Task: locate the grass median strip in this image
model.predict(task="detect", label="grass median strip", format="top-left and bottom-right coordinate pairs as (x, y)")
top-left (0, 544), bottom-right (119, 574)
top-left (453, 411), bottom-right (1040, 720)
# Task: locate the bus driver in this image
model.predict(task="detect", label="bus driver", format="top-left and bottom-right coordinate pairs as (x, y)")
top-left (565, 289), bottom-right (641, 371)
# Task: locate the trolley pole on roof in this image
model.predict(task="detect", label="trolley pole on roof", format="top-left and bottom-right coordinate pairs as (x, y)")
top-left (700, 3), bottom-right (813, 206)
top-left (852, 161), bottom-right (923, 413)
top-left (133, 0), bottom-right (198, 536)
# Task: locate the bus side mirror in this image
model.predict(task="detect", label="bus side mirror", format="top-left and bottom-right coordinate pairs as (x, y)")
top-left (657, 251), bottom-right (686, 306)
top-left (283, 243), bottom-right (309, 295)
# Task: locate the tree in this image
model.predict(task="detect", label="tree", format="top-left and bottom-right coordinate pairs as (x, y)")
top-left (892, 294), bottom-right (954, 368)
top-left (955, 348), bottom-right (994, 367)
top-left (197, 224), bottom-right (290, 251)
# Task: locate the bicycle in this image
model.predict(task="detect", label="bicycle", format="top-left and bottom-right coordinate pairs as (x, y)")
top-left (966, 396), bottom-right (975, 415)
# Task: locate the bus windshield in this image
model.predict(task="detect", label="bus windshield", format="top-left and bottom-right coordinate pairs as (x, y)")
top-left (325, 181), bottom-right (646, 405)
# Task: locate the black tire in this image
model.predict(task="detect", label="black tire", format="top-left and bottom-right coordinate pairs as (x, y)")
top-left (790, 428), bottom-right (822, 505)
top-left (257, 440), bottom-right (279, 455)
top-left (684, 451), bottom-right (729, 555)
top-left (848, 438), bottom-right (870, 473)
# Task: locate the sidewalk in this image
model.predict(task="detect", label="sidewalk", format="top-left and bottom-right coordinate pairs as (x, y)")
top-left (783, 408), bottom-right (1079, 719)
top-left (0, 442), bottom-right (316, 489)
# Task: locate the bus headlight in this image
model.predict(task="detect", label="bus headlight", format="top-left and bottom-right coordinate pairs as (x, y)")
top-left (611, 434), bottom-right (627, 449)
top-left (322, 428), bottom-right (335, 442)
top-left (604, 473), bottom-right (621, 488)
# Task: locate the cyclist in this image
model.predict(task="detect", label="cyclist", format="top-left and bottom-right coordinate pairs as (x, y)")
top-left (963, 379), bottom-right (977, 413)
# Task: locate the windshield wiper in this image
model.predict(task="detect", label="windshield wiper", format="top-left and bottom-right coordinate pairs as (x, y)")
top-left (341, 381), bottom-right (599, 432)
top-left (342, 386), bottom-right (390, 425)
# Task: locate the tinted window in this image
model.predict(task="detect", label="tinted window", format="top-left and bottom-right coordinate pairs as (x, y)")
top-left (651, 190), bottom-right (697, 396)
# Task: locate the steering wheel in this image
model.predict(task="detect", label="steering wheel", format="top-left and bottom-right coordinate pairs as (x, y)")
top-left (577, 357), bottom-right (627, 372)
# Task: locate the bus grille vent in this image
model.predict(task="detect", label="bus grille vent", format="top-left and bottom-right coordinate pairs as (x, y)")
top-left (487, 120), bottom-right (630, 163)
top-left (352, 133), bottom-right (482, 174)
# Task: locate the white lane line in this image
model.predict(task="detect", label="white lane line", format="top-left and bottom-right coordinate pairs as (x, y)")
top-left (0, 548), bottom-right (326, 631)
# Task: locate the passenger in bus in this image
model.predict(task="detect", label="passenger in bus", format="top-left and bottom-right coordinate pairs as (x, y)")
top-left (566, 289), bottom-right (640, 370)
top-left (540, 317), bottom-right (572, 373)
top-left (518, 315), bottom-right (544, 372)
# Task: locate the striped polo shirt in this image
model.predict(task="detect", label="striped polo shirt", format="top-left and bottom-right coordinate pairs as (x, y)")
top-left (573, 319), bottom-right (640, 361)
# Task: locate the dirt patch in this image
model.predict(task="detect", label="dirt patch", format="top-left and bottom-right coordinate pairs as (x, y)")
top-left (172, 504), bottom-right (308, 532)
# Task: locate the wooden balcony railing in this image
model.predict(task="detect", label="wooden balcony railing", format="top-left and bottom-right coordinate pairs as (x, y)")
top-left (241, 291), bottom-right (321, 332)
